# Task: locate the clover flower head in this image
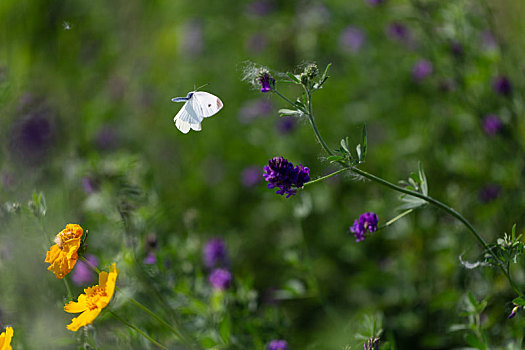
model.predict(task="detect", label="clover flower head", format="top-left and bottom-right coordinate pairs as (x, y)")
top-left (203, 238), bottom-right (228, 268)
top-left (0, 327), bottom-right (13, 350)
top-left (263, 157), bottom-right (310, 198)
top-left (208, 268), bottom-right (232, 290)
top-left (492, 75), bottom-right (512, 96)
top-left (482, 114), bottom-right (503, 136)
top-left (64, 263), bottom-right (118, 331)
top-left (267, 339), bottom-right (288, 350)
top-left (45, 224), bottom-right (84, 279)
top-left (412, 59), bottom-right (433, 82)
top-left (258, 69), bottom-right (275, 92)
top-left (350, 212), bottom-right (379, 242)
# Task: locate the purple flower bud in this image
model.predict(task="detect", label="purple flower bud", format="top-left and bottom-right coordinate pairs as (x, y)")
top-left (143, 252), bottom-right (157, 265)
top-left (339, 26), bottom-right (366, 53)
top-left (482, 114), bottom-right (503, 136)
top-left (71, 255), bottom-right (98, 286)
top-left (263, 157), bottom-right (310, 198)
top-left (492, 76), bottom-right (512, 96)
top-left (350, 212), bottom-right (379, 242)
top-left (203, 238), bottom-right (228, 268)
top-left (258, 70), bottom-right (275, 93)
top-left (208, 268), bottom-right (232, 290)
top-left (386, 22), bottom-right (411, 42)
top-left (508, 306), bottom-right (519, 319)
top-left (241, 166), bottom-right (262, 188)
top-left (267, 339), bottom-right (288, 350)
top-left (412, 59), bottom-right (433, 82)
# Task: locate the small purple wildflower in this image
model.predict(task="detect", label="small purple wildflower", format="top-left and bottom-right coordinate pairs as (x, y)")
top-left (263, 157), bottom-right (310, 198)
top-left (386, 22), bottom-right (411, 43)
top-left (350, 212), bottom-right (379, 242)
top-left (364, 337), bottom-right (380, 350)
top-left (258, 70), bottom-right (275, 93)
top-left (366, 0), bottom-right (386, 6)
top-left (412, 59), bottom-right (433, 82)
top-left (82, 177), bottom-right (98, 194)
top-left (71, 255), bottom-right (98, 286)
top-left (203, 238), bottom-right (228, 268)
top-left (238, 98), bottom-right (273, 124)
top-left (144, 252), bottom-right (157, 265)
top-left (492, 76), bottom-right (512, 96)
top-left (508, 306), bottom-right (519, 319)
top-left (208, 268), bottom-right (232, 290)
top-left (241, 166), bottom-right (262, 188)
top-left (479, 184), bottom-right (501, 203)
top-left (482, 114), bottom-right (503, 136)
top-left (245, 0), bottom-right (275, 17)
top-left (276, 117), bottom-right (297, 134)
top-left (339, 26), bottom-right (366, 53)
top-left (267, 339), bottom-right (288, 350)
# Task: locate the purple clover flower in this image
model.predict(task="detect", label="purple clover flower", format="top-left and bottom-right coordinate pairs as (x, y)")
top-left (258, 70), bottom-right (275, 93)
top-left (276, 116), bottom-right (297, 134)
top-left (267, 339), bottom-right (288, 350)
top-left (482, 114), bottom-right (503, 136)
top-left (263, 157), bottom-right (310, 198)
top-left (71, 255), bottom-right (98, 286)
top-left (241, 166), bottom-right (262, 188)
top-left (386, 22), bottom-right (411, 43)
top-left (143, 252), bottom-right (157, 265)
top-left (339, 26), bottom-right (366, 53)
top-left (350, 212), bottom-right (379, 242)
top-left (203, 238), bottom-right (228, 268)
top-left (208, 268), bottom-right (232, 290)
top-left (412, 59), bottom-right (433, 82)
top-left (82, 177), bottom-right (98, 194)
top-left (492, 76), bottom-right (512, 96)
top-left (479, 184), bottom-right (501, 203)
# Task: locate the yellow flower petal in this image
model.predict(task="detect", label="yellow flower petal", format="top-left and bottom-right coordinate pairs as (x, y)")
top-left (45, 224), bottom-right (83, 279)
top-left (64, 294), bottom-right (89, 314)
top-left (105, 263), bottom-right (118, 301)
top-left (0, 327), bottom-right (13, 350)
top-left (66, 309), bottom-right (101, 332)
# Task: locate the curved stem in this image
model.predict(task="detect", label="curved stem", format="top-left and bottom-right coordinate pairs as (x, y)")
top-left (304, 168), bottom-right (350, 186)
top-left (380, 209), bottom-right (414, 230)
top-left (305, 88), bottom-right (334, 156)
top-left (109, 310), bottom-right (168, 350)
top-left (350, 166), bottom-right (522, 296)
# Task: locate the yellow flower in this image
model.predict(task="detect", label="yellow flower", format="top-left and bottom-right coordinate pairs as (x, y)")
top-left (45, 224), bottom-right (84, 279)
top-left (0, 327), bottom-right (13, 350)
top-left (64, 263), bottom-right (118, 331)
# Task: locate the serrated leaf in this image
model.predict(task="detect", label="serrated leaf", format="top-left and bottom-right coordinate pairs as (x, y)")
top-left (278, 109), bottom-right (302, 116)
top-left (286, 72), bottom-right (301, 84)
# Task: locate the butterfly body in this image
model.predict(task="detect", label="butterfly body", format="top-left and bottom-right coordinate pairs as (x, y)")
top-left (171, 91), bottom-right (223, 133)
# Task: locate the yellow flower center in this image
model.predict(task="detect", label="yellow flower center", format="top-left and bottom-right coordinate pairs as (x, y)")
top-left (86, 286), bottom-right (108, 310)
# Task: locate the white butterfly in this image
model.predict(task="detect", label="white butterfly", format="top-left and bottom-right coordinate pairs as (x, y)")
top-left (171, 91), bottom-right (223, 133)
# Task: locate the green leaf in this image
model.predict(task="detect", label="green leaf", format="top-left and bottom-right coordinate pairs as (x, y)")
top-left (356, 144), bottom-right (362, 161)
top-left (278, 109), bottom-right (302, 116)
top-left (340, 138), bottom-right (350, 153)
top-left (286, 72), bottom-right (301, 84)
top-left (321, 63), bottom-right (332, 81)
top-left (326, 155), bottom-right (345, 163)
top-left (219, 314), bottom-right (231, 344)
top-left (512, 297), bottom-right (525, 306)
top-left (361, 124), bottom-right (367, 161)
top-left (418, 162), bottom-right (428, 196)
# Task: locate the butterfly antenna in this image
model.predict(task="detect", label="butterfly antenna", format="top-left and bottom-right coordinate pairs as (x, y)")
top-left (195, 82), bottom-right (210, 91)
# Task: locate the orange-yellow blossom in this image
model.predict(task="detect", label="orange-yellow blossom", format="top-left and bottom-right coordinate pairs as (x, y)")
top-left (0, 327), bottom-right (13, 350)
top-left (64, 263), bottom-right (118, 331)
top-left (45, 224), bottom-right (84, 279)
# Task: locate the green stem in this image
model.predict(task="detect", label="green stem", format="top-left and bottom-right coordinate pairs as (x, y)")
top-left (293, 91), bottom-right (522, 297)
top-left (63, 277), bottom-right (73, 300)
top-left (272, 89), bottom-right (306, 113)
top-left (79, 257), bottom-right (199, 349)
top-left (303, 168), bottom-right (349, 186)
top-left (109, 311), bottom-right (168, 350)
top-left (382, 209), bottom-right (414, 229)
top-left (350, 166), bottom-right (522, 296)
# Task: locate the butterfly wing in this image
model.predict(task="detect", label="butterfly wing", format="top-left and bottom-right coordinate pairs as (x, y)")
top-left (173, 99), bottom-right (203, 134)
top-left (191, 91), bottom-right (223, 119)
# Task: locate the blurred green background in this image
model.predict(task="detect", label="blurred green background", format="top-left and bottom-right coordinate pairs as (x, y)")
top-left (1, 0), bottom-right (525, 349)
